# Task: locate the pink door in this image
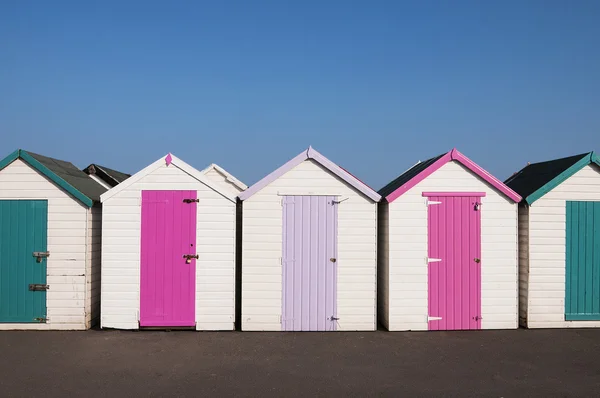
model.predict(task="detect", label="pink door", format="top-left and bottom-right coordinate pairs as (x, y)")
top-left (140, 190), bottom-right (197, 327)
top-left (426, 193), bottom-right (482, 330)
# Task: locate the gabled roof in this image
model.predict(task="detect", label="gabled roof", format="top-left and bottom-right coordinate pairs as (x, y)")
top-left (100, 153), bottom-right (237, 203)
top-left (200, 163), bottom-right (247, 192)
top-left (379, 148), bottom-right (521, 203)
top-left (505, 151), bottom-right (600, 205)
top-left (238, 146), bottom-right (381, 202)
top-left (378, 154), bottom-right (446, 198)
top-left (0, 149), bottom-right (106, 207)
top-left (83, 164), bottom-right (131, 188)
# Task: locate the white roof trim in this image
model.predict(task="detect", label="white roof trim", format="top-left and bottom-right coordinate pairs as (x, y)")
top-left (200, 163), bottom-right (247, 191)
top-left (100, 154), bottom-right (237, 203)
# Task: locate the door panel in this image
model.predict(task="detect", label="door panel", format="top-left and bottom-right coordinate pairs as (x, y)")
top-left (0, 200), bottom-right (48, 323)
top-left (428, 195), bottom-right (481, 330)
top-left (282, 196), bottom-right (337, 331)
top-left (140, 191), bottom-right (196, 327)
top-left (565, 201), bottom-right (600, 320)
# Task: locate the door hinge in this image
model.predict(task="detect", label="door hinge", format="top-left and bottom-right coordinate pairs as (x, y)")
top-left (426, 199), bottom-right (442, 206)
top-left (426, 257), bottom-right (442, 263)
top-left (32, 251), bottom-right (50, 263)
top-left (183, 198), bottom-right (199, 203)
top-left (34, 317), bottom-right (48, 323)
top-left (29, 284), bottom-right (49, 291)
top-left (428, 316), bottom-right (442, 321)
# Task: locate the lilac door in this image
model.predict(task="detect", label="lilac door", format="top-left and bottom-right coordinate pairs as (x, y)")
top-left (427, 194), bottom-right (482, 330)
top-left (282, 196), bottom-right (338, 331)
top-left (140, 190), bottom-right (197, 327)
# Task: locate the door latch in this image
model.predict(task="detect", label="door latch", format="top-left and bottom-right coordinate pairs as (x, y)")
top-left (474, 258), bottom-right (481, 263)
top-left (29, 284), bottom-right (49, 291)
top-left (183, 254), bottom-right (199, 264)
top-left (473, 315), bottom-right (482, 321)
top-left (183, 199), bottom-right (199, 203)
top-left (32, 251), bottom-right (50, 263)
top-left (329, 316), bottom-right (339, 321)
top-left (330, 258), bottom-right (336, 263)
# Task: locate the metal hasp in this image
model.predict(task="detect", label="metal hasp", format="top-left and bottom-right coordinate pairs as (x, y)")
top-left (183, 254), bottom-right (198, 264)
top-left (32, 251), bottom-right (50, 263)
top-left (183, 198), bottom-right (199, 203)
top-left (29, 284), bottom-right (49, 291)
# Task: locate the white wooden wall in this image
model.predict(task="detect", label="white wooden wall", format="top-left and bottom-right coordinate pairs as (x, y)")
top-left (203, 167), bottom-right (244, 196)
top-left (0, 159), bottom-right (90, 330)
top-left (377, 201), bottom-right (389, 329)
top-left (524, 164), bottom-right (600, 328)
top-left (385, 160), bottom-right (518, 331)
top-left (241, 159), bottom-right (377, 331)
top-left (101, 163), bottom-right (236, 330)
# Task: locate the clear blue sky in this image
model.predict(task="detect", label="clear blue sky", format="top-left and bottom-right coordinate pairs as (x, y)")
top-left (1, 1), bottom-right (599, 189)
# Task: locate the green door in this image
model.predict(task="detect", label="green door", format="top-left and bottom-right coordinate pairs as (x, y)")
top-left (565, 201), bottom-right (600, 320)
top-left (0, 200), bottom-right (48, 323)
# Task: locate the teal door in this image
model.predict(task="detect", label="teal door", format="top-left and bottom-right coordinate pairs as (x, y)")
top-left (565, 201), bottom-right (600, 320)
top-left (0, 200), bottom-right (48, 323)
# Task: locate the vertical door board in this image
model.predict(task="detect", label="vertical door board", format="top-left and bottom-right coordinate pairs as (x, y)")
top-left (140, 191), bottom-right (197, 327)
top-left (282, 196), bottom-right (337, 331)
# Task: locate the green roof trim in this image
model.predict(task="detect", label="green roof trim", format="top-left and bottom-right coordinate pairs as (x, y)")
top-left (0, 149), bottom-right (94, 207)
top-left (525, 152), bottom-right (600, 205)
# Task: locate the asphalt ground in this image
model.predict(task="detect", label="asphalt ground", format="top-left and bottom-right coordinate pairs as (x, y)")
top-left (0, 328), bottom-right (599, 397)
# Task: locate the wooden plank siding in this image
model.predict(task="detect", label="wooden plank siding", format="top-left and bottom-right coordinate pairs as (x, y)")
top-left (525, 164), bottom-right (600, 328)
top-left (0, 159), bottom-right (90, 330)
top-left (385, 161), bottom-right (519, 331)
top-left (101, 163), bottom-right (236, 330)
top-left (241, 159), bottom-right (378, 331)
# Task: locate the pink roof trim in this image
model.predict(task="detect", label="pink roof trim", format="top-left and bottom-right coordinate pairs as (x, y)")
top-left (238, 146), bottom-right (381, 202)
top-left (385, 148), bottom-right (522, 203)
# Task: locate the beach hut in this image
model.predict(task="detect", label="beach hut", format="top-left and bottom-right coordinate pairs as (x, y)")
top-left (377, 149), bottom-right (521, 331)
top-left (84, 164), bottom-right (131, 189)
top-left (0, 149), bottom-right (118, 330)
top-left (100, 153), bottom-right (238, 330)
top-left (238, 147), bottom-right (381, 331)
top-left (505, 151), bottom-right (600, 328)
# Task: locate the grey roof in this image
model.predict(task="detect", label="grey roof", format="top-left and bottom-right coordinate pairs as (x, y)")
top-left (26, 151), bottom-right (108, 202)
top-left (84, 163), bottom-right (131, 187)
top-left (504, 152), bottom-right (590, 200)
top-left (96, 165), bottom-right (130, 183)
top-left (378, 153), bottom-right (446, 197)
